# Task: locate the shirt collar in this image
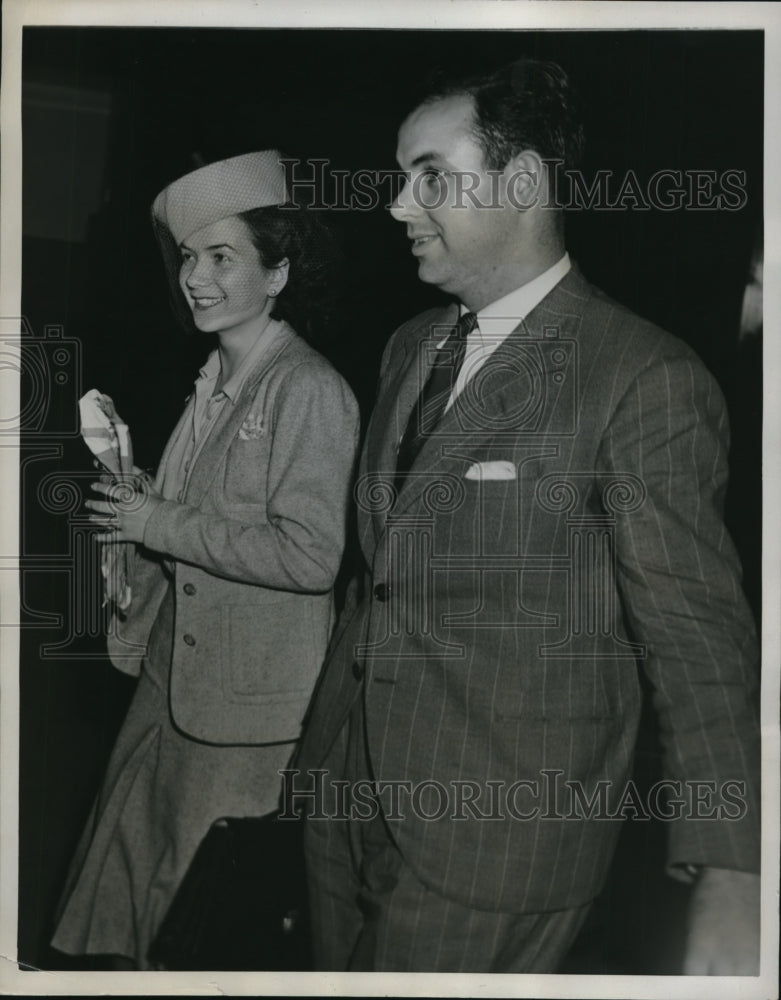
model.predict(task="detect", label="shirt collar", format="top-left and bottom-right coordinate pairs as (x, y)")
top-left (196, 320), bottom-right (278, 403)
top-left (461, 253), bottom-right (571, 339)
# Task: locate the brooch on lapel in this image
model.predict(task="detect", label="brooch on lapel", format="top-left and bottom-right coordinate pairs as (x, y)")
top-left (238, 412), bottom-right (265, 440)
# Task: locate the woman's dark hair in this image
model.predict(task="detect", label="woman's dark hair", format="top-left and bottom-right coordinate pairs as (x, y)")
top-left (238, 203), bottom-right (339, 342)
top-left (153, 199), bottom-right (339, 345)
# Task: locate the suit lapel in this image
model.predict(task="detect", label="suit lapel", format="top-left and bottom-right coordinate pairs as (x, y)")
top-left (360, 304), bottom-right (458, 550)
top-left (370, 303), bottom-right (460, 474)
top-left (386, 269), bottom-right (590, 520)
top-left (183, 320), bottom-right (296, 507)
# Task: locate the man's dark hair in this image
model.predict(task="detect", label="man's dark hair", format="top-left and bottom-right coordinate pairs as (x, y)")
top-left (421, 57), bottom-right (584, 174)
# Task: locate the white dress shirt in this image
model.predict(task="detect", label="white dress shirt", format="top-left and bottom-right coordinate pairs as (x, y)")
top-left (446, 253), bottom-right (571, 409)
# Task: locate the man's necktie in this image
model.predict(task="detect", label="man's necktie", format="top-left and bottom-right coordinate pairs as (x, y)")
top-left (395, 311), bottom-right (478, 485)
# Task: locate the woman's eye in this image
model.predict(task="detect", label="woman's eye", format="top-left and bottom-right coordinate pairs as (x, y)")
top-left (213, 252), bottom-right (231, 264)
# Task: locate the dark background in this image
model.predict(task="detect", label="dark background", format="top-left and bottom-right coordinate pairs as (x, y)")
top-left (18, 27), bottom-right (762, 973)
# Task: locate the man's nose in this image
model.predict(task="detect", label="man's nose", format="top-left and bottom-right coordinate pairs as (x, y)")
top-left (390, 175), bottom-right (421, 221)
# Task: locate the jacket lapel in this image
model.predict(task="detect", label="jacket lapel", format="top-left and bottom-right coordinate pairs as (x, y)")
top-left (370, 303), bottom-right (460, 474)
top-left (387, 269), bottom-right (590, 520)
top-left (183, 320), bottom-right (296, 507)
top-left (360, 304), bottom-right (459, 550)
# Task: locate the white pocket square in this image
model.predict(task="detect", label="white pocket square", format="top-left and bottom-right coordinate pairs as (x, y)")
top-left (464, 460), bottom-right (517, 481)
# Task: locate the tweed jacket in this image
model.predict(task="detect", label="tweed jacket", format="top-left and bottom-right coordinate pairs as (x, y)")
top-left (297, 267), bottom-right (760, 913)
top-left (107, 320), bottom-right (360, 745)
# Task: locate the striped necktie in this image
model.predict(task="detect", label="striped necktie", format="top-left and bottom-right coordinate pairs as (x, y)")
top-left (395, 310), bottom-right (478, 484)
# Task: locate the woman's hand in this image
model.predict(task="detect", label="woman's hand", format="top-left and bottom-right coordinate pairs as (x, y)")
top-left (86, 473), bottom-right (164, 544)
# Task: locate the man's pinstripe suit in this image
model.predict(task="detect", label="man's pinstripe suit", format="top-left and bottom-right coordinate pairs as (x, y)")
top-left (295, 265), bottom-right (760, 964)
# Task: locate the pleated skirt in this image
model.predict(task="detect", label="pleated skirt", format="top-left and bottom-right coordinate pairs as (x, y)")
top-left (50, 657), bottom-right (295, 969)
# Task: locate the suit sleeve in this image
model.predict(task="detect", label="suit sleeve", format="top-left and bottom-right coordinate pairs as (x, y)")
top-left (596, 350), bottom-right (760, 875)
top-left (141, 361), bottom-right (360, 592)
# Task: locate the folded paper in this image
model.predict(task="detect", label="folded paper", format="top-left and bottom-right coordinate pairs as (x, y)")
top-left (79, 389), bottom-right (134, 610)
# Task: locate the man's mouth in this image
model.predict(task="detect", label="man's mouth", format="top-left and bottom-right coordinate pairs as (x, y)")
top-left (410, 235), bottom-right (439, 253)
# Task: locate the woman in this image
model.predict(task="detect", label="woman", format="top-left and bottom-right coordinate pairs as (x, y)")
top-left (50, 151), bottom-right (360, 969)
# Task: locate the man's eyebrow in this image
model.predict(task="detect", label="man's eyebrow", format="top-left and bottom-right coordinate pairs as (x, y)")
top-left (409, 152), bottom-right (447, 169)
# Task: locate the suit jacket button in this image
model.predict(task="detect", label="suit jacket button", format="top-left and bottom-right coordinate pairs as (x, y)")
top-left (373, 583), bottom-right (390, 602)
top-left (183, 583), bottom-right (196, 595)
top-left (352, 661), bottom-right (364, 680)
top-left (183, 633), bottom-right (196, 646)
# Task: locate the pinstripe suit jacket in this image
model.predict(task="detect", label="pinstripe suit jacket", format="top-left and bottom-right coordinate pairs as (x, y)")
top-left (298, 267), bottom-right (760, 913)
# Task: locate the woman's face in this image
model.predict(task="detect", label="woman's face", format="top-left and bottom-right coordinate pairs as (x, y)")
top-left (178, 215), bottom-right (288, 336)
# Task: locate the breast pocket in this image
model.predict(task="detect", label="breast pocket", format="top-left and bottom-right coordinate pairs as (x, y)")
top-left (220, 435), bottom-right (271, 509)
top-left (457, 473), bottom-right (521, 560)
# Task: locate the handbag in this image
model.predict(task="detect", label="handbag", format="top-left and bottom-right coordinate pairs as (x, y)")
top-left (148, 812), bottom-right (312, 970)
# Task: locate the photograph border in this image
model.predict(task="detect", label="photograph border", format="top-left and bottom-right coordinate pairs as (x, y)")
top-left (1, 2), bottom-right (778, 997)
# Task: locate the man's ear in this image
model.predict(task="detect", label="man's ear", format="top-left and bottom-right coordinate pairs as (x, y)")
top-left (503, 150), bottom-right (546, 210)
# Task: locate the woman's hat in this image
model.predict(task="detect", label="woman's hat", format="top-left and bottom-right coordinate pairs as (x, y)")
top-left (151, 150), bottom-right (290, 244)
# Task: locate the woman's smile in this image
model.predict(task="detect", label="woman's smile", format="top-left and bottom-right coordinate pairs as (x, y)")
top-left (191, 294), bottom-right (226, 310)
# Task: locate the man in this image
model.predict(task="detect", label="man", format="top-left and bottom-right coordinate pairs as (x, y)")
top-left (293, 58), bottom-right (760, 974)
